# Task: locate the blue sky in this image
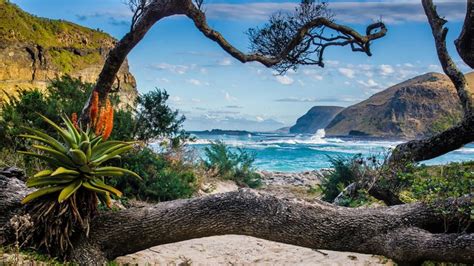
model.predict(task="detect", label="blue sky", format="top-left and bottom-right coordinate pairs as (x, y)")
top-left (11, 0), bottom-right (470, 131)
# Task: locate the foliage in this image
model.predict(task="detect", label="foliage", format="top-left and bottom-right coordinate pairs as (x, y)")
top-left (247, 0), bottom-right (332, 73)
top-left (318, 154), bottom-right (380, 207)
top-left (132, 88), bottom-right (189, 145)
top-left (203, 141), bottom-right (261, 188)
top-left (0, 78), bottom-right (189, 149)
top-left (398, 161), bottom-right (473, 231)
top-left (0, 1), bottom-right (111, 72)
top-left (0, 76), bottom-right (93, 149)
top-left (110, 147), bottom-right (197, 202)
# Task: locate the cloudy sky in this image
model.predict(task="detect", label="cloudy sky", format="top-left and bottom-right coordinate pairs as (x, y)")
top-left (11, 0), bottom-right (470, 131)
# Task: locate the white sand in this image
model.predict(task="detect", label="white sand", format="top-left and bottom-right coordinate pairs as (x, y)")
top-left (115, 235), bottom-right (393, 265)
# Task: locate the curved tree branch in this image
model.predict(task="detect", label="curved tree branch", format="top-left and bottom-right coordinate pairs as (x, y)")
top-left (80, 0), bottom-right (386, 122)
top-left (455, 0), bottom-right (474, 68)
top-left (387, 0), bottom-right (474, 166)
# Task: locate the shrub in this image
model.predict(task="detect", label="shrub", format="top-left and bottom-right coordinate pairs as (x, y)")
top-left (203, 141), bottom-right (261, 188)
top-left (110, 147), bottom-right (198, 202)
top-left (0, 76), bottom-right (94, 149)
top-left (398, 161), bottom-right (473, 231)
top-left (318, 154), bottom-right (380, 207)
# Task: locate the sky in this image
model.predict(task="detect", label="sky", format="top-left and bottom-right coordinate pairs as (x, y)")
top-left (10, 0), bottom-right (471, 131)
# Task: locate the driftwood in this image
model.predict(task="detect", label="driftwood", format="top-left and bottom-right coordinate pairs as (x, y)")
top-left (0, 174), bottom-right (472, 265)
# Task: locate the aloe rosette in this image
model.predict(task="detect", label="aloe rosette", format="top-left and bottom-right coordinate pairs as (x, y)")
top-left (19, 114), bottom-right (141, 206)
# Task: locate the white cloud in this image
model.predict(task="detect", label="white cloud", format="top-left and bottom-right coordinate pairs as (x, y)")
top-left (187, 79), bottom-right (202, 86)
top-left (255, 116), bottom-right (265, 122)
top-left (203, 1), bottom-right (465, 24)
top-left (150, 63), bottom-right (189, 74)
top-left (223, 90), bottom-right (238, 102)
top-left (379, 64), bottom-right (395, 76)
top-left (218, 57), bottom-right (233, 66)
top-left (338, 68), bottom-right (355, 79)
top-left (191, 98), bottom-right (202, 103)
top-left (275, 97), bottom-right (318, 102)
top-left (357, 79), bottom-right (379, 88)
top-left (275, 75), bottom-right (294, 85)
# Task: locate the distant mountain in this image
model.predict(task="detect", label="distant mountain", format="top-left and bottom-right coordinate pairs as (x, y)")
top-left (191, 129), bottom-right (254, 136)
top-left (325, 72), bottom-right (474, 139)
top-left (289, 106), bottom-right (344, 134)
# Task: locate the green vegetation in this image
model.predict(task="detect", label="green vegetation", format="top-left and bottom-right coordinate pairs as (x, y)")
top-left (398, 161), bottom-right (473, 231)
top-left (111, 88), bottom-right (190, 146)
top-left (0, 1), bottom-right (114, 73)
top-left (110, 147), bottom-right (198, 202)
top-left (0, 1), bottom-right (111, 49)
top-left (429, 113), bottom-right (462, 135)
top-left (318, 155), bottom-right (378, 207)
top-left (203, 141), bottom-right (261, 188)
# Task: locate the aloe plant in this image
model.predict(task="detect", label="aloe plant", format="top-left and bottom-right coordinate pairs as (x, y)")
top-left (19, 113), bottom-right (141, 206)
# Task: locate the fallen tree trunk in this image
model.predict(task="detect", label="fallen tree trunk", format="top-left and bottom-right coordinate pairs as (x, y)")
top-left (1, 175), bottom-right (472, 265)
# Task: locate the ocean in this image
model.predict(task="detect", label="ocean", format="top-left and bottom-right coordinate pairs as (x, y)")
top-left (188, 129), bottom-right (474, 172)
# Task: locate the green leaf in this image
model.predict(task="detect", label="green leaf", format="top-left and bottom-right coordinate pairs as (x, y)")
top-left (33, 169), bottom-right (53, 178)
top-left (68, 148), bottom-right (88, 165)
top-left (95, 166), bottom-right (142, 180)
top-left (37, 113), bottom-right (77, 148)
top-left (27, 177), bottom-right (75, 188)
top-left (58, 179), bottom-right (82, 203)
top-left (90, 179), bottom-right (122, 197)
top-left (22, 186), bottom-right (65, 204)
top-left (51, 167), bottom-right (80, 177)
top-left (32, 145), bottom-right (76, 167)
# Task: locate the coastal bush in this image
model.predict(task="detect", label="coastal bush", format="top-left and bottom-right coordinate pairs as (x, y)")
top-left (0, 76), bottom-right (93, 149)
top-left (203, 141), bottom-right (261, 188)
top-left (398, 161), bottom-right (473, 231)
top-left (110, 147), bottom-right (198, 202)
top-left (319, 154), bottom-right (379, 207)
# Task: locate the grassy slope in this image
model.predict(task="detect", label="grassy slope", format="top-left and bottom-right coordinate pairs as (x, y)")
top-left (0, 0), bottom-right (116, 73)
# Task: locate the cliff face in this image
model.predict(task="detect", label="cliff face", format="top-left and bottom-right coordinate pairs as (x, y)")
top-left (325, 72), bottom-right (474, 139)
top-left (0, 1), bottom-right (137, 107)
top-left (289, 106), bottom-right (343, 134)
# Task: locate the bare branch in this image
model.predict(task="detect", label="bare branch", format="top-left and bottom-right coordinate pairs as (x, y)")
top-left (186, 1), bottom-right (386, 74)
top-left (422, 0), bottom-right (473, 117)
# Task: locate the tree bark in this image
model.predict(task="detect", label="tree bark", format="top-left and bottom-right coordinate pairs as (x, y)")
top-left (456, 0), bottom-right (474, 69)
top-left (1, 176), bottom-right (472, 265)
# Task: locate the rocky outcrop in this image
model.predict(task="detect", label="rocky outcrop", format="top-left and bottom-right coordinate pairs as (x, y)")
top-left (325, 72), bottom-right (474, 139)
top-left (0, 1), bottom-right (137, 107)
top-left (289, 106), bottom-right (343, 134)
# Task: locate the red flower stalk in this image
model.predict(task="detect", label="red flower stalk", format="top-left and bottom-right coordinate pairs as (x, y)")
top-left (71, 113), bottom-right (79, 130)
top-left (102, 102), bottom-right (114, 140)
top-left (90, 91), bottom-right (99, 127)
top-left (95, 106), bottom-right (107, 136)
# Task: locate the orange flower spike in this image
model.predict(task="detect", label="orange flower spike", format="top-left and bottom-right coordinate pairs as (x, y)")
top-left (102, 102), bottom-right (114, 140)
top-left (71, 112), bottom-right (79, 130)
top-left (89, 91), bottom-right (99, 127)
top-left (95, 107), bottom-right (107, 136)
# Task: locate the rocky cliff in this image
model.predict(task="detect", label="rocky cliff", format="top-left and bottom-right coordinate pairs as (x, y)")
top-left (289, 106), bottom-right (343, 134)
top-left (325, 72), bottom-right (474, 139)
top-left (0, 0), bottom-right (137, 106)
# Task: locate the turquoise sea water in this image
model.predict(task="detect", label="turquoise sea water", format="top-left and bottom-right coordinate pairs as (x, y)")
top-left (189, 130), bottom-right (474, 172)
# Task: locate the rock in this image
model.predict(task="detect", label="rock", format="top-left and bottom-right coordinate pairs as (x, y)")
top-left (257, 170), bottom-right (322, 187)
top-left (290, 106), bottom-right (344, 134)
top-left (325, 72), bottom-right (474, 139)
top-left (0, 1), bottom-right (138, 108)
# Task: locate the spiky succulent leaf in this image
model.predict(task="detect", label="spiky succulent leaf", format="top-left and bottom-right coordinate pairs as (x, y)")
top-left (58, 179), bottom-right (82, 203)
top-left (20, 113), bottom-right (142, 207)
top-left (21, 186), bottom-right (65, 204)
